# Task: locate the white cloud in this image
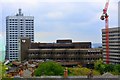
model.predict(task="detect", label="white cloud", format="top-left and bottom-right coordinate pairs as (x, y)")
top-left (2, 0), bottom-right (41, 10)
top-left (2, 0), bottom-right (38, 3)
top-left (35, 29), bottom-right (74, 42)
top-left (1, 0), bottom-right (119, 3)
top-left (0, 34), bottom-right (2, 38)
top-left (46, 11), bottom-right (64, 20)
top-left (0, 32), bottom-right (5, 42)
top-left (1, 0), bottom-right (119, 43)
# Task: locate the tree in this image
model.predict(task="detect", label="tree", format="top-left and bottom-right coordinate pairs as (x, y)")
top-left (114, 64), bottom-right (120, 75)
top-left (94, 59), bottom-right (103, 70)
top-left (94, 59), bottom-right (120, 75)
top-left (94, 59), bottom-right (105, 74)
top-left (0, 62), bottom-right (2, 79)
top-left (68, 67), bottom-right (100, 76)
top-left (0, 62), bottom-right (8, 78)
top-left (104, 64), bottom-right (114, 72)
top-left (34, 61), bottom-right (64, 76)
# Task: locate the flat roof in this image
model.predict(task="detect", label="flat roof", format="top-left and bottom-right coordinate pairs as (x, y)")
top-left (28, 48), bottom-right (102, 52)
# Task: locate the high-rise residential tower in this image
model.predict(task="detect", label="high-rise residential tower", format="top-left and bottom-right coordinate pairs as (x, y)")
top-left (102, 27), bottom-right (120, 64)
top-left (6, 9), bottom-right (34, 61)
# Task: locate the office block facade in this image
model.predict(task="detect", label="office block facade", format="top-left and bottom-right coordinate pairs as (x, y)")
top-left (6, 9), bottom-right (34, 61)
top-left (102, 27), bottom-right (120, 64)
top-left (19, 38), bottom-right (102, 67)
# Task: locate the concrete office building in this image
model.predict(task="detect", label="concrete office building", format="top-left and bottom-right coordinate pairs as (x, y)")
top-left (6, 9), bottom-right (34, 61)
top-left (102, 27), bottom-right (120, 64)
top-left (19, 38), bottom-right (102, 67)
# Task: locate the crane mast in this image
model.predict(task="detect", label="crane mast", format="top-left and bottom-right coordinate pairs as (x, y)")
top-left (100, 0), bottom-right (110, 64)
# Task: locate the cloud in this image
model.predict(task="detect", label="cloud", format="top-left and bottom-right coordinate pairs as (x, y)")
top-left (0, 32), bottom-right (5, 51)
top-left (46, 11), bottom-right (64, 20)
top-left (1, 0), bottom-right (118, 43)
top-left (1, 0), bottom-right (119, 3)
top-left (32, 3), bottom-right (116, 42)
top-left (0, 33), bottom-right (2, 38)
top-left (0, 32), bottom-right (5, 42)
top-left (2, 0), bottom-right (38, 4)
top-left (34, 32), bottom-right (72, 42)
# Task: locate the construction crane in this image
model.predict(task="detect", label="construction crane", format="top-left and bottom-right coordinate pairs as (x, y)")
top-left (100, 0), bottom-right (110, 64)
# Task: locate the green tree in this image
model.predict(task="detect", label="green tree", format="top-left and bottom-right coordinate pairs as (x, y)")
top-left (94, 59), bottom-right (105, 74)
top-left (94, 59), bottom-right (120, 75)
top-left (94, 59), bottom-right (103, 70)
top-left (104, 64), bottom-right (114, 72)
top-left (34, 61), bottom-right (64, 76)
top-left (68, 67), bottom-right (100, 76)
top-left (113, 64), bottom-right (120, 75)
top-left (0, 62), bottom-right (8, 78)
top-left (0, 62), bottom-right (2, 79)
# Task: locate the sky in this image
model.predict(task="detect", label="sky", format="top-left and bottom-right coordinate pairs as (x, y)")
top-left (0, 0), bottom-right (119, 52)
